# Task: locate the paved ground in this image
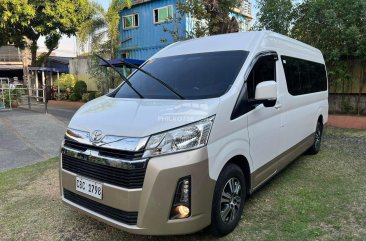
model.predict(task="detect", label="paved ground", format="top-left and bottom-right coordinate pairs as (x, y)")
top-left (0, 109), bottom-right (67, 172)
top-left (22, 102), bottom-right (78, 124)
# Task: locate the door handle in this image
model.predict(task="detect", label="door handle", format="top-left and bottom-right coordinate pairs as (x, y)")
top-left (274, 104), bottom-right (282, 109)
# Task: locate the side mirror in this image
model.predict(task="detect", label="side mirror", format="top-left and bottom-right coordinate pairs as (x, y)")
top-left (255, 81), bottom-right (277, 100)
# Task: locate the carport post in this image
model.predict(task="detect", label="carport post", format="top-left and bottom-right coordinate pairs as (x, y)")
top-left (41, 70), bottom-right (45, 103)
top-left (57, 71), bottom-right (60, 100)
top-left (35, 71), bottom-right (39, 101)
top-left (27, 70), bottom-right (31, 109)
top-left (50, 71), bottom-right (53, 86)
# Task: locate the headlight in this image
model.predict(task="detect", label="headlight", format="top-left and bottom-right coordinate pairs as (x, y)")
top-left (143, 116), bottom-right (215, 157)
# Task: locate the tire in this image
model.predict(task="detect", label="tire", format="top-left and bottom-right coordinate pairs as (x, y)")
top-left (307, 120), bottom-right (323, 155)
top-left (210, 164), bottom-right (246, 236)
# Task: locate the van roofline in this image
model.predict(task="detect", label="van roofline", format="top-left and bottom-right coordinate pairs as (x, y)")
top-left (153, 30), bottom-right (322, 60)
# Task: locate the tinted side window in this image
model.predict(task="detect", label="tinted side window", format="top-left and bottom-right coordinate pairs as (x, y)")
top-left (247, 55), bottom-right (277, 99)
top-left (281, 56), bottom-right (327, 95)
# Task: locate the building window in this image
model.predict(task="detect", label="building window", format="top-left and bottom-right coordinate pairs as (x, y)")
top-left (154, 5), bottom-right (173, 24)
top-left (123, 14), bottom-right (139, 29)
top-left (121, 52), bottom-right (128, 59)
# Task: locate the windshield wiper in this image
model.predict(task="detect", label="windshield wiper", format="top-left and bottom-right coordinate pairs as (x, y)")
top-left (119, 60), bottom-right (185, 100)
top-left (94, 54), bottom-right (144, 98)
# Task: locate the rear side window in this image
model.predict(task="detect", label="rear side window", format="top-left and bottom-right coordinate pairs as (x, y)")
top-left (281, 56), bottom-right (327, 96)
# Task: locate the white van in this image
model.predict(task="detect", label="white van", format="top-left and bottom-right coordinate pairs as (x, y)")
top-left (60, 31), bottom-right (328, 236)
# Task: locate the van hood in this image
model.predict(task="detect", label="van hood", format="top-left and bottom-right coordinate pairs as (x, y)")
top-left (68, 96), bottom-right (220, 137)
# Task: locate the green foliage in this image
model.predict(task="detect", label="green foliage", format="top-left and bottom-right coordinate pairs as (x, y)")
top-left (78, 0), bottom-right (132, 59)
top-left (81, 93), bottom-right (89, 102)
top-left (0, 89), bottom-right (22, 108)
top-left (88, 54), bottom-right (124, 94)
top-left (69, 93), bottom-right (81, 102)
top-left (254, 0), bottom-right (294, 35)
top-left (256, 0), bottom-right (366, 97)
top-left (292, 0), bottom-right (366, 87)
top-left (81, 92), bottom-right (96, 102)
top-left (54, 74), bottom-right (77, 90)
top-left (0, 0), bottom-right (93, 66)
top-left (163, 0), bottom-right (241, 40)
top-left (73, 80), bottom-right (88, 97)
top-left (88, 92), bottom-right (97, 100)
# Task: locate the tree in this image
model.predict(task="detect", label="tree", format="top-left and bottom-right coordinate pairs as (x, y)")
top-left (292, 0), bottom-right (366, 114)
top-left (0, 0), bottom-right (92, 66)
top-left (164, 0), bottom-right (241, 40)
top-left (254, 0), bottom-right (294, 35)
top-left (77, 0), bottom-right (132, 92)
top-left (77, 0), bottom-right (132, 59)
top-left (292, 0), bottom-right (366, 81)
top-left (0, 0), bottom-right (35, 48)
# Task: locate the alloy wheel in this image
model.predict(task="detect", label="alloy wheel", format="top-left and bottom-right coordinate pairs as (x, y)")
top-left (220, 177), bottom-right (242, 223)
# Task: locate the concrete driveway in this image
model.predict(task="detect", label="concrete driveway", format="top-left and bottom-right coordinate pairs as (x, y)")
top-left (0, 109), bottom-right (68, 172)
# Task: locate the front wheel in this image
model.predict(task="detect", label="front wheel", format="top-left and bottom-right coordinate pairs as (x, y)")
top-left (210, 164), bottom-right (246, 236)
top-left (307, 120), bottom-right (323, 154)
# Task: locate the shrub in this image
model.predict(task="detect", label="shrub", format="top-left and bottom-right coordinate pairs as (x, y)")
top-left (69, 93), bottom-right (81, 101)
top-left (81, 93), bottom-right (89, 102)
top-left (54, 74), bottom-right (77, 90)
top-left (88, 92), bottom-right (97, 101)
top-left (95, 91), bottom-right (103, 98)
top-left (74, 80), bottom-right (87, 98)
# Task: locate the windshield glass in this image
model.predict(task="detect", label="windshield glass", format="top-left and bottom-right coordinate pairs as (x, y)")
top-left (111, 50), bottom-right (249, 100)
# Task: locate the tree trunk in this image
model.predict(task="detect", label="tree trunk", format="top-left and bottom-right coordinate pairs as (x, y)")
top-left (41, 49), bottom-right (54, 67)
top-left (30, 37), bottom-right (40, 67)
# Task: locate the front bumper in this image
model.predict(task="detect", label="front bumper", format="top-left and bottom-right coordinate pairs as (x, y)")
top-left (60, 147), bottom-right (215, 235)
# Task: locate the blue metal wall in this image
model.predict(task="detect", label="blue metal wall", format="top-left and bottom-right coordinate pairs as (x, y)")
top-left (119, 0), bottom-right (186, 60)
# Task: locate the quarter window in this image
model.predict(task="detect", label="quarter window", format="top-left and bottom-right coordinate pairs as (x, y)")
top-left (154, 5), bottom-right (173, 24)
top-left (123, 14), bottom-right (139, 29)
top-left (281, 56), bottom-right (327, 95)
top-left (247, 55), bottom-right (277, 99)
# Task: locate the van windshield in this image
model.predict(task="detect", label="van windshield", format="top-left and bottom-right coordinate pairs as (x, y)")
top-left (111, 50), bottom-right (249, 100)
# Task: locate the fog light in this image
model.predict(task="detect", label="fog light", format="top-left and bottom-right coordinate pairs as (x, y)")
top-left (176, 205), bottom-right (189, 218)
top-left (170, 176), bottom-right (191, 219)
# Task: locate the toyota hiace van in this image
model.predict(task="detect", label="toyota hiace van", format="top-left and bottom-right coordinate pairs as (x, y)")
top-left (60, 31), bottom-right (328, 235)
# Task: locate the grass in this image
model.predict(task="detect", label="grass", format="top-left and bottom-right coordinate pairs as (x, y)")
top-left (0, 127), bottom-right (365, 241)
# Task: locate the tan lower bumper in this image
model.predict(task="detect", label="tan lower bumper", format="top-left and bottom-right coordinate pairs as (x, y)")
top-left (60, 147), bottom-right (215, 235)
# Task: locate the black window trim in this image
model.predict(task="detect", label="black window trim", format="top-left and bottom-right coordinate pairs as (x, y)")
top-left (231, 51), bottom-right (278, 120)
top-left (280, 55), bottom-right (328, 96)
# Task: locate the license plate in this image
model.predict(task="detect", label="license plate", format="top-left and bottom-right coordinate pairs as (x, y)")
top-left (76, 176), bottom-right (103, 199)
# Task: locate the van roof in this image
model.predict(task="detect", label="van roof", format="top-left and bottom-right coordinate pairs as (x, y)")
top-left (154, 31), bottom-right (324, 63)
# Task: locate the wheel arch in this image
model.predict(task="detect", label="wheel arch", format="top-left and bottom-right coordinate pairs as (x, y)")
top-left (223, 155), bottom-right (251, 195)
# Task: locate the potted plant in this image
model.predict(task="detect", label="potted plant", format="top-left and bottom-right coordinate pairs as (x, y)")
top-left (11, 100), bottom-right (18, 108)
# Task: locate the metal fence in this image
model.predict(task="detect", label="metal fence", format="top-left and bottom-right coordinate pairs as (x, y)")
top-left (0, 78), bottom-right (48, 113)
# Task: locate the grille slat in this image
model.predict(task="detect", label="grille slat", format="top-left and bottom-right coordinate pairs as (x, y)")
top-left (63, 189), bottom-right (138, 225)
top-left (62, 155), bottom-right (146, 189)
top-left (64, 139), bottom-right (144, 160)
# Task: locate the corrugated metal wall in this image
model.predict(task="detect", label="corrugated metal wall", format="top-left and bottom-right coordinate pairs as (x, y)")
top-left (119, 0), bottom-right (185, 60)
